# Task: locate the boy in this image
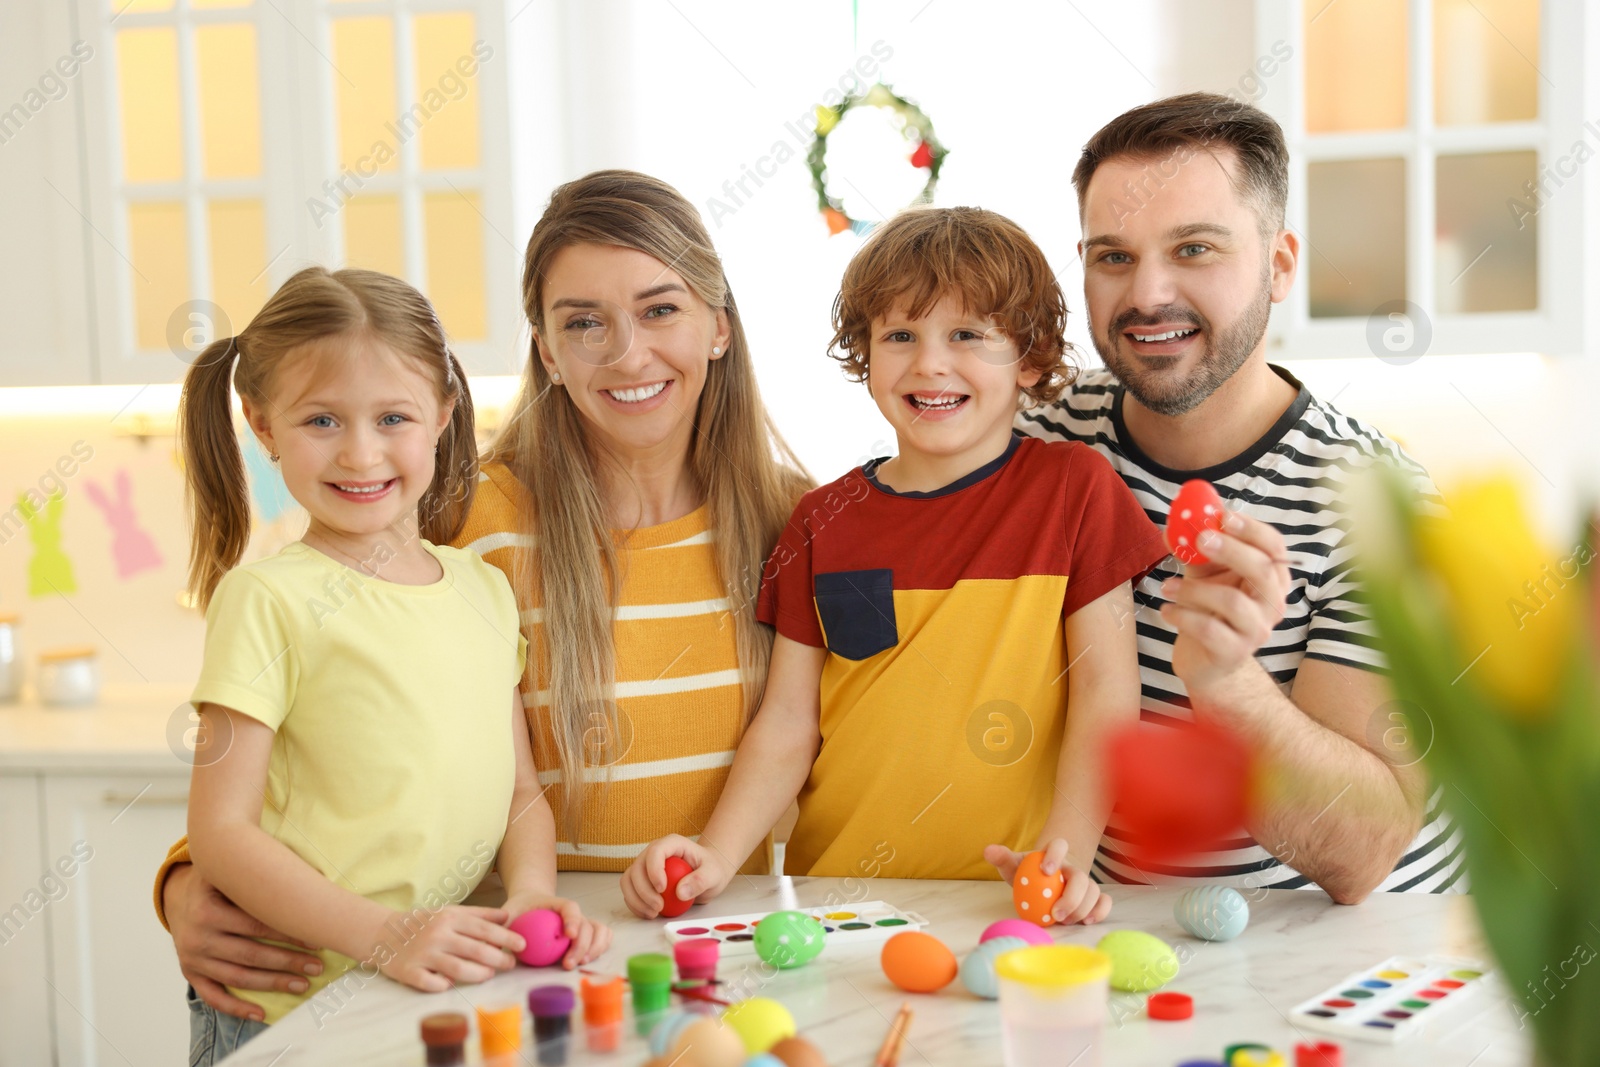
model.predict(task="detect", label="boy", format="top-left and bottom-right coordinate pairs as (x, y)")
top-left (623, 207), bottom-right (1166, 924)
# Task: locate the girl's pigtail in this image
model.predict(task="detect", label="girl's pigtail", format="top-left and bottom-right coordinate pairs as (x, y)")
top-left (178, 336), bottom-right (251, 611)
top-left (419, 349), bottom-right (478, 546)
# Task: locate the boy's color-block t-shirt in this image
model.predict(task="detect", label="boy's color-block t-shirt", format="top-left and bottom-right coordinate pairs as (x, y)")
top-left (758, 433), bottom-right (1167, 880)
top-left (193, 540), bottom-right (526, 1023)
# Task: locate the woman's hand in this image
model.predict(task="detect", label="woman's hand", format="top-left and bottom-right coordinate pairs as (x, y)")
top-left (620, 836), bottom-right (735, 918)
top-left (372, 904), bottom-right (524, 993)
top-left (982, 840), bottom-right (1113, 925)
top-left (502, 892), bottom-right (613, 969)
top-left (165, 863), bottom-right (324, 1022)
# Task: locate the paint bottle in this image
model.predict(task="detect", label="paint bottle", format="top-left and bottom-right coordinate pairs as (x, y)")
top-left (527, 985), bottom-right (575, 1066)
top-left (419, 1012), bottom-right (468, 1066)
top-left (627, 953), bottom-right (674, 1036)
top-left (674, 938), bottom-right (720, 981)
top-left (580, 974), bottom-right (624, 1053)
top-left (476, 1003), bottom-right (523, 1065)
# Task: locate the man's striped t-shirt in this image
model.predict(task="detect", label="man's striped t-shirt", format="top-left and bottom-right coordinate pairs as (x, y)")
top-left (1017, 365), bottom-right (1464, 894)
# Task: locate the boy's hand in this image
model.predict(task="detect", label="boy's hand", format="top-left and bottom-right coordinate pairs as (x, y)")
top-left (982, 840), bottom-right (1113, 925)
top-left (373, 905), bottom-right (523, 993)
top-left (502, 892), bottom-right (612, 969)
top-left (620, 836), bottom-right (735, 919)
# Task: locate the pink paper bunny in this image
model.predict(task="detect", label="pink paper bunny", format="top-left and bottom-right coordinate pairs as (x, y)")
top-left (85, 469), bottom-right (163, 579)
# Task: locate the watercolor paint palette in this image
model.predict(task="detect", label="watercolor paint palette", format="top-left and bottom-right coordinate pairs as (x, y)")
top-left (1288, 955), bottom-right (1494, 1044)
top-left (662, 901), bottom-right (928, 957)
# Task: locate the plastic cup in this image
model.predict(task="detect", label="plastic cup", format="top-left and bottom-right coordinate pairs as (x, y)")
top-left (995, 945), bottom-right (1113, 1067)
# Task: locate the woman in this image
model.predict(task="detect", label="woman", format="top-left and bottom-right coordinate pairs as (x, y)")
top-left (158, 170), bottom-right (811, 1021)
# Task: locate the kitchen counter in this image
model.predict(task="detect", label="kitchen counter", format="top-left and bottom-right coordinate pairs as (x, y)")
top-left (0, 682), bottom-right (194, 773)
top-left (220, 875), bottom-right (1530, 1066)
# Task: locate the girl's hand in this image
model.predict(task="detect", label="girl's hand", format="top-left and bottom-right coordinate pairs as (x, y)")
top-left (165, 863), bottom-right (324, 1022)
top-left (502, 892), bottom-right (613, 969)
top-left (981, 840), bottom-right (1113, 925)
top-left (620, 836), bottom-right (735, 919)
top-left (374, 905), bottom-right (523, 993)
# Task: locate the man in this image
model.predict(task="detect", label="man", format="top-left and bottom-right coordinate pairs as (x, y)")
top-left (990, 92), bottom-right (1459, 903)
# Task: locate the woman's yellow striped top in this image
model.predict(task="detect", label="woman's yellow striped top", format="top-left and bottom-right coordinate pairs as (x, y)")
top-left (458, 463), bottom-right (769, 874)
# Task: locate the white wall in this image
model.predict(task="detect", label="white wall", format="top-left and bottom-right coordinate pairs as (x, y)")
top-left (504, 0), bottom-right (1594, 535)
top-left (509, 0), bottom-right (1174, 478)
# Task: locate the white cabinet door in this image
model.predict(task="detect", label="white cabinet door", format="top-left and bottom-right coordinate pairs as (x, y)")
top-left (43, 772), bottom-right (191, 1067)
top-left (0, 775), bottom-right (55, 1067)
top-left (0, 2), bottom-right (97, 386)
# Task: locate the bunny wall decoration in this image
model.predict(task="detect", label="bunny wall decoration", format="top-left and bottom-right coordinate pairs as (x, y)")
top-left (243, 434), bottom-right (295, 522)
top-left (85, 469), bottom-right (163, 579)
top-left (19, 492), bottom-right (76, 596)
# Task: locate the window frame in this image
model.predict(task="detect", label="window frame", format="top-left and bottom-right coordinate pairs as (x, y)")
top-left (1255, 0), bottom-right (1586, 360)
top-left (77, 0), bottom-right (517, 385)
top-left (302, 0), bottom-right (520, 375)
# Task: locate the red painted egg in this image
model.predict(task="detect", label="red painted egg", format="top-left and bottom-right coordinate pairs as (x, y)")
top-left (1166, 479), bottom-right (1226, 565)
top-left (660, 855), bottom-right (695, 918)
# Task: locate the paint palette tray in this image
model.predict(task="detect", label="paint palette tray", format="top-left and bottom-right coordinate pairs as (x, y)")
top-left (662, 901), bottom-right (928, 957)
top-left (1289, 954), bottom-right (1494, 1044)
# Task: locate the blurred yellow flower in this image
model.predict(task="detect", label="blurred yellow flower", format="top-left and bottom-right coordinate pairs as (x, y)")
top-left (1415, 477), bottom-right (1573, 715)
top-left (815, 105), bottom-right (840, 136)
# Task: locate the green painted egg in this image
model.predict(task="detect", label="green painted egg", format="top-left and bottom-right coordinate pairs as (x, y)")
top-left (753, 911), bottom-right (826, 969)
top-left (1095, 929), bottom-right (1179, 992)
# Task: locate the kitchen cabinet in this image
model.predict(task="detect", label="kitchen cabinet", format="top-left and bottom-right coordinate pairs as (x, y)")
top-left (0, 2), bottom-right (98, 386)
top-left (44, 772), bottom-right (190, 1067)
top-left (0, 686), bottom-right (195, 1066)
top-left (0, 776), bottom-right (55, 1067)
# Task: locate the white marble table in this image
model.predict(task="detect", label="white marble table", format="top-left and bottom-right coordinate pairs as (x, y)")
top-left (220, 875), bottom-right (1531, 1067)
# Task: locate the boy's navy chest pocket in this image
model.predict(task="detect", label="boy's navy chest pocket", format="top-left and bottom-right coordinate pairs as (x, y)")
top-left (813, 569), bottom-right (898, 661)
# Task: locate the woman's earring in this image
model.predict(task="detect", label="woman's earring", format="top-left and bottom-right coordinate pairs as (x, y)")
top-left (551, 370), bottom-right (562, 383)
top-left (712, 346), bottom-right (722, 355)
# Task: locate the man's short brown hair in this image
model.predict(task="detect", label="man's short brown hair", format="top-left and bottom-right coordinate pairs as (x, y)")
top-left (1073, 91), bottom-right (1290, 236)
top-left (828, 205), bottom-right (1075, 405)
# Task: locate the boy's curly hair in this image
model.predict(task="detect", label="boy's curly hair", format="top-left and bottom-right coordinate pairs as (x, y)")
top-left (827, 205), bottom-right (1077, 405)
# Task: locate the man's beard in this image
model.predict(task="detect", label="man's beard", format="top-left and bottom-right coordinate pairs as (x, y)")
top-left (1092, 268), bottom-right (1273, 417)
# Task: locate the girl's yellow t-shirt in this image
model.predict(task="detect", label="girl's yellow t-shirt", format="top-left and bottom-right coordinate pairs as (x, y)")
top-left (192, 539), bottom-right (526, 1023)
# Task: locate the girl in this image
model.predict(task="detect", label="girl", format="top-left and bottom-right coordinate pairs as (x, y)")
top-left (159, 173), bottom-right (810, 1020)
top-left (177, 267), bottom-right (607, 1063)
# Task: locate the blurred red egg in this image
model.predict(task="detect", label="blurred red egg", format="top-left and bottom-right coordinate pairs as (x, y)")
top-left (1108, 719), bottom-right (1252, 865)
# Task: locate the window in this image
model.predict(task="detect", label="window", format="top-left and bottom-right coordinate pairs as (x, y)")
top-left (1256, 0), bottom-right (1584, 359)
top-left (79, 0), bottom-right (516, 383)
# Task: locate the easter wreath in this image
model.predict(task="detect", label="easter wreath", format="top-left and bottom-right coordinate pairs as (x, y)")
top-left (807, 82), bottom-right (947, 236)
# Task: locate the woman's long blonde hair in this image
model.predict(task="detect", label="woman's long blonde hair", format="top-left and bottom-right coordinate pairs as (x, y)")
top-left (179, 266), bottom-right (476, 609)
top-left (487, 170), bottom-right (811, 841)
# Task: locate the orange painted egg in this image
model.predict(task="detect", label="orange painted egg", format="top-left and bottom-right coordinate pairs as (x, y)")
top-left (880, 931), bottom-right (958, 993)
top-left (769, 1035), bottom-right (830, 1067)
top-left (1012, 851), bottom-right (1065, 927)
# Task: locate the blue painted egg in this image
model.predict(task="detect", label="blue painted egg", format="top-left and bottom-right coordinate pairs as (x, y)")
top-left (959, 935), bottom-right (1030, 999)
top-left (1173, 886), bottom-right (1249, 942)
top-left (647, 1011), bottom-right (698, 1056)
